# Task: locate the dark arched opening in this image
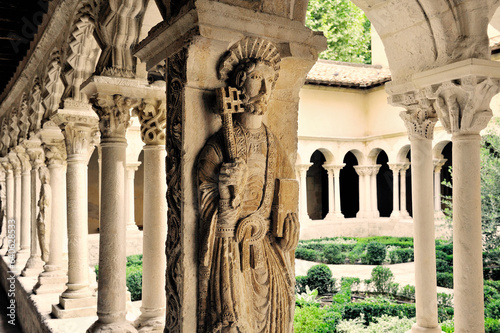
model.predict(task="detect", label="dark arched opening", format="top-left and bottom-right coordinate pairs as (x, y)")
top-left (340, 152), bottom-right (359, 218)
top-left (376, 151), bottom-right (392, 217)
top-left (306, 150), bottom-right (328, 220)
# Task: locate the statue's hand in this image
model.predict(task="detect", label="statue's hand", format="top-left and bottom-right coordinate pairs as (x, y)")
top-left (278, 212), bottom-right (299, 251)
top-left (218, 157), bottom-right (248, 208)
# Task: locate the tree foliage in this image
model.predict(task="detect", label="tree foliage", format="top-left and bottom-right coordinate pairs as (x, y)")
top-left (305, 0), bottom-right (371, 64)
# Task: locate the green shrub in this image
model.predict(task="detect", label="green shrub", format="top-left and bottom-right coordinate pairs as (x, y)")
top-left (324, 243), bottom-right (344, 264)
top-left (366, 242), bottom-right (386, 265)
top-left (486, 299), bottom-right (500, 319)
top-left (342, 302), bottom-right (416, 325)
top-left (295, 286), bottom-right (320, 308)
top-left (436, 243), bottom-right (453, 255)
top-left (399, 284), bottom-right (415, 300)
top-left (436, 259), bottom-right (452, 274)
top-left (295, 247), bottom-right (320, 262)
top-left (337, 315), bottom-right (415, 333)
top-left (306, 264), bottom-right (335, 295)
top-left (127, 254), bottom-right (143, 266)
top-left (294, 305), bottom-right (338, 333)
top-left (94, 264), bottom-right (99, 280)
top-left (348, 244), bottom-right (365, 263)
top-left (440, 320), bottom-right (454, 333)
top-left (485, 318), bottom-right (500, 333)
top-left (389, 282), bottom-right (400, 296)
top-left (436, 250), bottom-right (448, 262)
top-left (437, 292), bottom-right (453, 307)
top-left (127, 267), bottom-right (142, 301)
top-left (436, 272), bottom-right (454, 289)
top-left (296, 275), bottom-right (308, 294)
top-left (390, 248), bottom-right (414, 264)
top-left (484, 285), bottom-right (500, 303)
top-left (389, 250), bottom-right (400, 264)
top-left (370, 266), bottom-right (394, 294)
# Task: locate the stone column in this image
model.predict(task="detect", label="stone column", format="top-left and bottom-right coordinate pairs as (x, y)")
top-left (400, 162), bottom-right (410, 218)
top-left (369, 165), bottom-right (381, 218)
top-left (354, 166), bottom-right (369, 218)
top-left (1, 161), bottom-right (14, 257)
top-left (419, 64), bottom-right (500, 332)
top-left (8, 153), bottom-right (21, 252)
top-left (16, 148), bottom-right (31, 262)
top-left (22, 139), bottom-right (45, 276)
top-left (34, 125), bottom-right (68, 294)
top-left (323, 166), bottom-right (335, 220)
top-left (51, 107), bottom-right (99, 318)
top-left (134, 2), bottom-right (324, 329)
top-left (297, 163), bottom-right (312, 221)
top-left (332, 165), bottom-right (344, 218)
top-left (125, 162), bottom-right (141, 231)
top-left (388, 87), bottom-right (441, 333)
top-left (433, 159), bottom-right (446, 219)
top-left (135, 98), bottom-right (167, 332)
top-left (388, 164), bottom-right (401, 219)
top-left (85, 90), bottom-right (138, 333)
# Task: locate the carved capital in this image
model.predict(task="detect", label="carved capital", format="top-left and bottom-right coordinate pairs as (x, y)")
top-left (426, 77), bottom-right (500, 136)
top-left (390, 90), bottom-right (438, 140)
top-left (43, 141), bottom-right (67, 166)
top-left (136, 98), bottom-right (166, 145)
top-left (433, 159), bottom-right (447, 172)
top-left (25, 143), bottom-right (45, 170)
top-left (323, 164), bottom-right (345, 174)
top-left (354, 165), bottom-right (380, 176)
top-left (91, 94), bottom-right (139, 140)
top-left (7, 153), bottom-right (21, 175)
top-left (400, 162), bottom-right (410, 173)
top-left (295, 163), bottom-right (312, 176)
top-left (388, 163), bottom-right (404, 173)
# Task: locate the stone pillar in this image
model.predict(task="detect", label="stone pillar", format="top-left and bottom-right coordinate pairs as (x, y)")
top-left (34, 125), bottom-right (68, 294)
top-left (133, 2), bottom-right (324, 329)
top-left (417, 63), bottom-right (500, 332)
top-left (8, 153), bottom-right (21, 252)
top-left (22, 139), bottom-right (45, 276)
top-left (388, 87), bottom-right (441, 333)
top-left (16, 148), bottom-right (31, 262)
top-left (135, 98), bottom-right (167, 332)
top-left (1, 161), bottom-right (14, 256)
top-left (354, 166), bottom-right (369, 218)
top-left (400, 163), bottom-right (410, 218)
top-left (388, 164), bottom-right (401, 219)
top-left (297, 163), bottom-right (312, 221)
top-left (323, 164), bottom-right (345, 220)
top-left (433, 159), bottom-right (446, 219)
top-left (125, 162), bottom-right (141, 231)
top-left (369, 165), bottom-right (381, 218)
top-left (51, 107), bottom-right (99, 318)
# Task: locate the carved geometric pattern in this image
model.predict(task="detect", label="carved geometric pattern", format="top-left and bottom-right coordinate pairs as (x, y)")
top-left (29, 78), bottom-right (46, 134)
top-left (18, 94), bottom-right (30, 143)
top-left (9, 109), bottom-right (20, 148)
top-left (42, 51), bottom-right (64, 121)
top-left (427, 76), bottom-right (500, 135)
top-left (165, 46), bottom-right (187, 333)
top-left (136, 99), bottom-right (166, 145)
top-left (1, 117), bottom-right (11, 156)
top-left (91, 94), bottom-right (138, 140)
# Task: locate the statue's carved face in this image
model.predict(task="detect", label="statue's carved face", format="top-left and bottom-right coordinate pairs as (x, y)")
top-left (243, 63), bottom-right (275, 115)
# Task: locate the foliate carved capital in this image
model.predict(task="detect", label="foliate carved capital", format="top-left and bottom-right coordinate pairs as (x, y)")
top-left (16, 152), bottom-right (31, 172)
top-left (433, 159), bottom-right (447, 172)
top-left (354, 165), bottom-right (380, 176)
top-left (136, 98), bottom-right (166, 145)
top-left (43, 141), bottom-right (67, 165)
top-left (388, 163), bottom-right (404, 173)
top-left (323, 164), bottom-right (345, 174)
top-left (296, 163), bottom-right (312, 175)
top-left (426, 77), bottom-right (500, 136)
top-left (7, 153), bottom-right (21, 175)
top-left (62, 123), bottom-right (99, 160)
top-left (390, 90), bottom-right (438, 140)
top-left (91, 94), bottom-right (139, 140)
top-left (25, 146), bottom-right (45, 170)
top-left (399, 162), bottom-right (410, 173)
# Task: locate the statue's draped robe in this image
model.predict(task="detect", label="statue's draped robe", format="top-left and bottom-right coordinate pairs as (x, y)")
top-left (198, 122), bottom-right (296, 333)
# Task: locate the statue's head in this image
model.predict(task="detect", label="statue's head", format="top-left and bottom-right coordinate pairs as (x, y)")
top-left (218, 37), bottom-right (281, 115)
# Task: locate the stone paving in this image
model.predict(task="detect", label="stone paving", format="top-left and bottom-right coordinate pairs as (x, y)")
top-left (296, 259), bottom-right (453, 294)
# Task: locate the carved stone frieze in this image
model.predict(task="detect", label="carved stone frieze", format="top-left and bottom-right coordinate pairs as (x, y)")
top-left (389, 90), bottom-right (438, 140)
top-left (426, 76), bottom-right (500, 136)
top-left (165, 46), bottom-right (186, 333)
top-left (0, 118), bottom-right (11, 156)
top-left (388, 163), bottom-right (405, 172)
top-left (29, 78), bottom-right (46, 134)
top-left (42, 52), bottom-right (64, 121)
top-left (91, 94), bottom-right (138, 140)
top-left (9, 109), bottom-right (20, 148)
top-left (18, 94), bottom-right (30, 143)
top-left (136, 98), bottom-right (166, 145)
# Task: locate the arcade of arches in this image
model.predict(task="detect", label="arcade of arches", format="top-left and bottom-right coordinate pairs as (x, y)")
top-left (0, 1), bottom-right (499, 333)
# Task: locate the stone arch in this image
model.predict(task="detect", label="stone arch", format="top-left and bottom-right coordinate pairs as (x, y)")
top-left (340, 150), bottom-right (360, 218)
top-left (306, 150), bottom-right (329, 220)
top-left (396, 144), bottom-right (411, 163)
top-left (433, 140), bottom-right (451, 159)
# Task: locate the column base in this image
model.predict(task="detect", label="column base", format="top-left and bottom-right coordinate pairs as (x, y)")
top-left (325, 212), bottom-right (345, 221)
top-left (15, 249), bottom-right (30, 262)
top-left (52, 295), bottom-right (97, 319)
top-left (135, 314), bottom-right (165, 333)
top-left (33, 270), bottom-right (68, 294)
top-left (400, 210), bottom-right (410, 218)
top-left (390, 211), bottom-right (401, 219)
top-left (87, 320), bottom-right (138, 333)
top-left (356, 211), bottom-right (368, 218)
top-left (21, 255), bottom-right (44, 276)
top-left (406, 323), bottom-right (443, 333)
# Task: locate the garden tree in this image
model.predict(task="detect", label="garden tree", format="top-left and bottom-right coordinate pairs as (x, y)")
top-left (305, 0), bottom-right (371, 63)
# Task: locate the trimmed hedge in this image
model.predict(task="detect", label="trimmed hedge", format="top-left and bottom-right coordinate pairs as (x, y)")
top-left (295, 247), bottom-right (320, 262)
top-left (436, 272), bottom-right (454, 289)
top-left (324, 244), bottom-right (344, 264)
top-left (365, 242), bottom-right (386, 265)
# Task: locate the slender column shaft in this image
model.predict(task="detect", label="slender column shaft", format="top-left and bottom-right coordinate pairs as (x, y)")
top-left (390, 167), bottom-right (400, 218)
top-left (333, 168), bottom-right (342, 217)
top-left (400, 166), bottom-right (409, 217)
top-left (47, 163), bottom-right (66, 271)
top-left (125, 164), bottom-right (140, 231)
top-left (136, 145), bottom-right (167, 330)
top-left (433, 170), bottom-right (441, 212)
top-left (62, 157), bottom-right (93, 298)
top-left (19, 170), bottom-right (31, 254)
top-left (297, 164), bottom-right (311, 220)
top-left (356, 169), bottom-right (365, 218)
top-left (370, 171), bottom-right (378, 217)
top-left (410, 138), bottom-right (439, 329)
top-left (364, 173), bottom-right (371, 216)
top-left (325, 168), bottom-right (334, 220)
top-left (96, 140), bottom-right (129, 325)
top-left (13, 170), bottom-right (21, 251)
top-left (453, 134), bottom-right (484, 332)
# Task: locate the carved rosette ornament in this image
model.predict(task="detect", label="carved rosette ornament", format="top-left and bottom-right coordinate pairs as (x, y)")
top-left (390, 90), bottom-right (438, 140)
top-left (136, 99), bottom-right (166, 145)
top-left (426, 76), bottom-right (500, 136)
top-left (91, 94), bottom-right (138, 140)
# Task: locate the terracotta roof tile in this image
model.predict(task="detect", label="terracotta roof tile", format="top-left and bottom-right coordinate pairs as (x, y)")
top-left (305, 60), bottom-right (392, 89)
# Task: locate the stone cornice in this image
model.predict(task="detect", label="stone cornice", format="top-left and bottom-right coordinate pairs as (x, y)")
top-left (134, 0), bottom-right (326, 69)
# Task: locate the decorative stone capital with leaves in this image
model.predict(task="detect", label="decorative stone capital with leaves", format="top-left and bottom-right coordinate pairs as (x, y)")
top-left (389, 90), bottom-right (438, 140)
top-left (14, 146), bottom-right (31, 173)
top-left (7, 153), bottom-right (21, 176)
top-left (25, 144), bottom-right (45, 170)
top-left (0, 160), bottom-right (13, 175)
top-left (354, 165), bottom-right (380, 176)
top-left (136, 98), bottom-right (166, 145)
top-left (43, 142), bottom-right (67, 166)
top-left (426, 76), bottom-right (500, 136)
top-left (91, 94), bottom-right (139, 140)
top-left (388, 163), bottom-right (404, 173)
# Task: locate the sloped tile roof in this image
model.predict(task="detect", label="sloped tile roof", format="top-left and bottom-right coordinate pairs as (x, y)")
top-left (305, 59), bottom-right (392, 89)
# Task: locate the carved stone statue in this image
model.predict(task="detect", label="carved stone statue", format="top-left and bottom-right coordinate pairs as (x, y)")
top-left (197, 37), bottom-right (299, 333)
top-left (37, 165), bottom-right (51, 262)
